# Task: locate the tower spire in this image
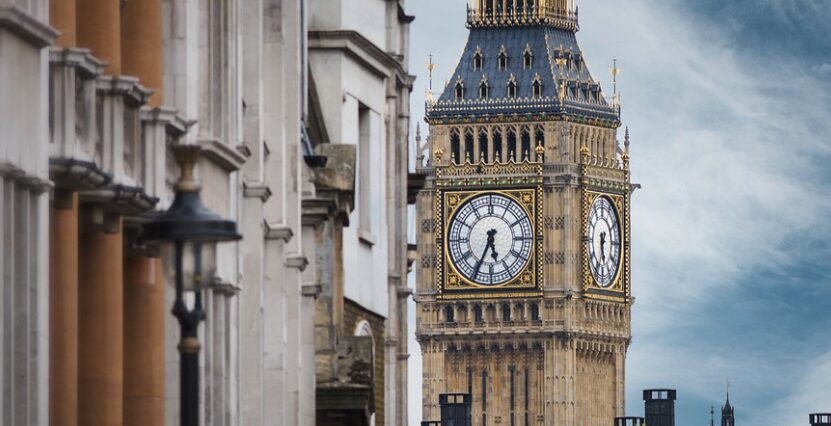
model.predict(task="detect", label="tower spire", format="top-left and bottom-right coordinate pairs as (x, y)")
top-left (426, 53), bottom-right (437, 105)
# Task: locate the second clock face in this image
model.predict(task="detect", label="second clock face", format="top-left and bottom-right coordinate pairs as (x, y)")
top-left (588, 196), bottom-right (621, 288)
top-left (447, 193), bottom-right (534, 286)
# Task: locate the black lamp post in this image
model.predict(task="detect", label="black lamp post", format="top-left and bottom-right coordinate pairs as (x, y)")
top-left (143, 145), bottom-right (241, 426)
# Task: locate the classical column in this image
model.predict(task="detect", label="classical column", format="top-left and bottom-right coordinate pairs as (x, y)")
top-left (120, 0), bottom-right (163, 106)
top-left (49, 191), bottom-right (79, 426)
top-left (77, 0), bottom-right (121, 74)
top-left (50, 0), bottom-right (77, 47)
top-left (123, 256), bottom-right (164, 426)
top-left (78, 216), bottom-right (124, 425)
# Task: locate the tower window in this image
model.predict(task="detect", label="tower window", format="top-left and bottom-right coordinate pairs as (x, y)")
top-left (450, 130), bottom-right (461, 164)
top-left (454, 80), bottom-right (464, 101)
top-left (523, 49), bottom-right (533, 69)
top-left (479, 80), bottom-right (489, 98)
top-left (507, 79), bottom-right (517, 98)
top-left (493, 128), bottom-right (503, 162)
top-left (532, 80), bottom-right (542, 98)
top-left (530, 303), bottom-right (540, 321)
top-left (444, 305), bottom-right (455, 323)
top-left (473, 51), bottom-right (484, 71)
top-left (501, 303), bottom-right (511, 322)
top-left (498, 49), bottom-right (508, 70)
top-left (474, 305), bottom-right (483, 322)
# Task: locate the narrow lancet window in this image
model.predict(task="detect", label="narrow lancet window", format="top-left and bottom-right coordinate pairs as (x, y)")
top-left (454, 79), bottom-right (464, 101)
top-left (498, 47), bottom-right (508, 70)
top-left (473, 49), bottom-right (484, 71)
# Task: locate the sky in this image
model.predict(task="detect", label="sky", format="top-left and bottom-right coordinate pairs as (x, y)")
top-left (405, 0), bottom-right (831, 424)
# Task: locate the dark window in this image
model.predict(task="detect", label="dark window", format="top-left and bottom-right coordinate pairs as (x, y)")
top-left (479, 82), bottom-right (489, 98)
top-left (479, 130), bottom-right (489, 162)
top-left (493, 129), bottom-right (503, 162)
top-left (521, 128), bottom-right (531, 160)
top-left (444, 305), bottom-right (455, 323)
top-left (507, 129), bottom-right (517, 161)
top-left (499, 52), bottom-right (508, 70)
top-left (474, 305), bottom-right (484, 322)
top-left (474, 53), bottom-right (484, 71)
top-left (532, 80), bottom-right (542, 98)
top-left (502, 303), bottom-right (511, 322)
top-left (507, 81), bottom-right (517, 98)
top-left (524, 51), bottom-right (533, 69)
top-left (450, 131), bottom-right (461, 164)
top-left (455, 82), bottom-right (464, 100)
top-left (530, 303), bottom-right (540, 321)
top-left (464, 131), bottom-right (475, 163)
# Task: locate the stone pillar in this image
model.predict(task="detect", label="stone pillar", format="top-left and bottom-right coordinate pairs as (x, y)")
top-left (123, 256), bottom-right (165, 426)
top-left (120, 0), bottom-right (163, 106)
top-left (78, 216), bottom-right (124, 425)
top-left (49, 191), bottom-right (79, 426)
top-left (50, 0), bottom-right (77, 47)
top-left (77, 0), bottom-right (121, 74)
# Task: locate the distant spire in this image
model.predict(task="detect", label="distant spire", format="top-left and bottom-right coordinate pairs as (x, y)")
top-left (426, 53), bottom-right (437, 105)
top-left (710, 405), bottom-right (715, 426)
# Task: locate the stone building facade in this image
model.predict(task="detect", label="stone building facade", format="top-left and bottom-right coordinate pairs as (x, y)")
top-left (415, 1), bottom-right (634, 425)
top-left (0, 0), bottom-right (413, 425)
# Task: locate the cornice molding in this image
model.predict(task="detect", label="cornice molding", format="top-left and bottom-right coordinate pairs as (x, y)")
top-left (0, 6), bottom-right (58, 48)
top-left (198, 138), bottom-right (248, 172)
top-left (308, 30), bottom-right (415, 88)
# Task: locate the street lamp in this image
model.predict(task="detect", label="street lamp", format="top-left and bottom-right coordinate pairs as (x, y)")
top-left (143, 145), bottom-right (241, 426)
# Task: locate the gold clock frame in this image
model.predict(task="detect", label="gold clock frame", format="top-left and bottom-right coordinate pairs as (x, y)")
top-left (581, 190), bottom-right (631, 302)
top-left (436, 187), bottom-right (544, 300)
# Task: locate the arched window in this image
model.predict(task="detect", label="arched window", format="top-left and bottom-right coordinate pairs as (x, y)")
top-left (478, 128), bottom-right (489, 162)
top-left (514, 303), bottom-right (524, 321)
top-left (454, 79), bottom-right (464, 101)
top-left (464, 129), bottom-right (475, 163)
top-left (507, 75), bottom-right (518, 98)
top-left (479, 78), bottom-right (489, 99)
top-left (501, 303), bottom-right (511, 322)
top-left (473, 49), bottom-right (484, 71)
top-left (498, 47), bottom-right (508, 70)
top-left (444, 305), bottom-right (455, 323)
top-left (523, 47), bottom-right (533, 69)
top-left (521, 127), bottom-right (531, 160)
top-left (493, 128), bottom-right (503, 162)
top-left (474, 305), bottom-right (484, 323)
top-left (450, 129), bottom-right (461, 164)
top-left (507, 128), bottom-right (517, 161)
top-left (532, 78), bottom-right (542, 98)
top-left (530, 303), bottom-right (540, 321)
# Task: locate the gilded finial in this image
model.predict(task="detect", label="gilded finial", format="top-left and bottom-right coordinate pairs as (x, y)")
top-left (559, 80), bottom-right (567, 104)
top-left (624, 126), bottom-right (630, 151)
top-left (434, 147), bottom-right (444, 162)
top-left (535, 142), bottom-right (545, 162)
top-left (579, 146), bottom-right (590, 163)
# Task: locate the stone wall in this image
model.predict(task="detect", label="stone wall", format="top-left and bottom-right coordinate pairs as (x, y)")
top-left (345, 297), bottom-right (387, 426)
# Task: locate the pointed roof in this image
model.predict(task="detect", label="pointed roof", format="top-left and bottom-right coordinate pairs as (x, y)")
top-left (426, 25), bottom-right (619, 124)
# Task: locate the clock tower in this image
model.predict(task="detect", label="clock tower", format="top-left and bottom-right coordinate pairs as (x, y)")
top-left (415, 1), bottom-right (634, 425)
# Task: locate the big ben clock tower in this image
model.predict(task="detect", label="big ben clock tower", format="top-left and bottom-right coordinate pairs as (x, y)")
top-left (415, 1), bottom-right (634, 425)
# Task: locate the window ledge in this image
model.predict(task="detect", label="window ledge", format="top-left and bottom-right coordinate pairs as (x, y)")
top-left (358, 229), bottom-right (376, 247)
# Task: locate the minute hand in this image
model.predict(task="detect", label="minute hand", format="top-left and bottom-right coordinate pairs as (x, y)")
top-left (471, 241), bottom-right (494, 282)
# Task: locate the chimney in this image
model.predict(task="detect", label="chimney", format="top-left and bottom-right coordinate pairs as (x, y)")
top-left (643, 389), bottom-right (677, 426)
top-left (615, 417), bottom-right (646, 426)
top-left (439, 393), bottom-right (472, 426)
top-left (810, 413), bottom-right (831, 425)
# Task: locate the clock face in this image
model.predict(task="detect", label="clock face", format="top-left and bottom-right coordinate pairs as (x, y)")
top-left (447, 193), bottom-right (534, 286)
top-left (587, 196), bottom-right (621, 288)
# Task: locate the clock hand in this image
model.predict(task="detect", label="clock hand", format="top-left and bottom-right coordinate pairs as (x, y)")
top-left (472, 230), bottom-right (498, 281)
top-left (600, 231), bottom-right (606, 262)
top-left (488, 229), bottom-right (499, 261)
